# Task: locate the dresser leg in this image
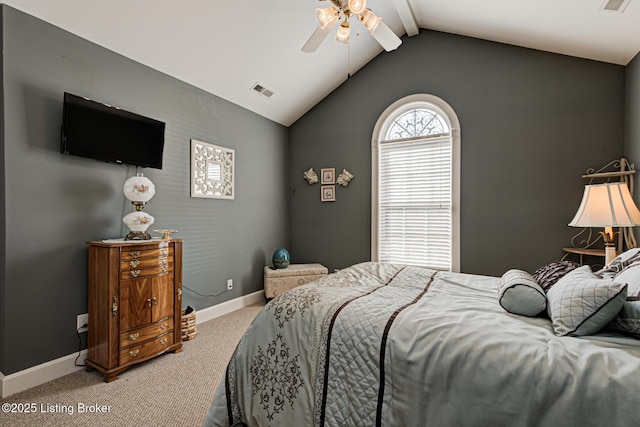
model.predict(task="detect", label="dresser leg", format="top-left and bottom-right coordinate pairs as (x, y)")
top-left (103, 372), bottom-right (120, 383)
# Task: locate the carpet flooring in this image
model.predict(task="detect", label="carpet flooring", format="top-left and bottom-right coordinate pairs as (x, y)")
top-left (0, 302), bottom-right (264, 426)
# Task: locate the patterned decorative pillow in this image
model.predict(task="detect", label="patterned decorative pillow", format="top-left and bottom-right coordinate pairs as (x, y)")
top-left (608, 262), bottom-right (640, 338)
top-left (596, 248), bottom-right (640, 279)
top-left (547, 266), bottom-right (627, 337)
top-left (498, 269), bottom-right (547, 317)
top-left (532, 261), bottom-right (580, 293)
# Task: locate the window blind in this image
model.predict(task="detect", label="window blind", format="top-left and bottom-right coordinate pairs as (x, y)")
top-left (378, 135), bottom-right (452, 270)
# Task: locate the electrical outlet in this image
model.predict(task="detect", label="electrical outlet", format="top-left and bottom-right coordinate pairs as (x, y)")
top-left (77, 313), bottom-right (88, 333)
top-left (227, 279), bottom-right (233, 290)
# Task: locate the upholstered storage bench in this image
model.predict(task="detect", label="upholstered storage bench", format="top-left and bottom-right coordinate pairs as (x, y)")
top-left (264, 263), bottom-right (328, 298)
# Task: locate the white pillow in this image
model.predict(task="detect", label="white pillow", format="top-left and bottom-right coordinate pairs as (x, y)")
top-left (498, 269), bottom-right (546, 317)
top-left (547, 266), bottom-right (627, 336)
top-left (613, 262), bottom-right (640, 296)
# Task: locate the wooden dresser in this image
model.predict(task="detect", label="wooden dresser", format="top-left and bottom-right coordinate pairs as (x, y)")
top-left (86, 239), bottom-right (183, 382)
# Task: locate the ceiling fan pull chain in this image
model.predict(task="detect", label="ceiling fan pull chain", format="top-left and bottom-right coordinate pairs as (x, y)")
top-left (347, 41), bottom-right (351, 80)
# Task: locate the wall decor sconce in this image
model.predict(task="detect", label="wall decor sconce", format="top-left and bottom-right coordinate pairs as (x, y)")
top-left (337, 169), bottom-right (354, 187)
top-left (304, 168), bottom-right (319, 184)
top-left (303, 166), bottom-right (355, 202)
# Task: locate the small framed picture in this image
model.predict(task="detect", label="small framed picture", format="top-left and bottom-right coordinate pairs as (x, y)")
top-left (321, 168), bottom-right (335, 184)
top-left (321, 185), bottom-right (336, 202)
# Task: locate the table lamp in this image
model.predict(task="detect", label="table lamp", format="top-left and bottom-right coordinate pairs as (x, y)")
top-left (122, 173), bottom-right (155, 240)
top-left (569, 182), bottom-right (640, 264)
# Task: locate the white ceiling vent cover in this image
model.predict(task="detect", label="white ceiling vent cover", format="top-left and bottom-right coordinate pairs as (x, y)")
top-left (251, 83), bottom-right (274, 98)
top-left (599, 0), bottom-right (631, 13)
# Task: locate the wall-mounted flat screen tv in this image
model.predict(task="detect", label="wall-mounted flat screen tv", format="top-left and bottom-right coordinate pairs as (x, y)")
top-left (61, 92), bottom-right (165, 169)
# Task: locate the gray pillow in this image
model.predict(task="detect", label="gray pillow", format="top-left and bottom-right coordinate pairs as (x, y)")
top-left (608, 262), bottom-right (640, 338)
top-left (498, 269), bottom-right (547, 317)
top-left (547, 266), bottom-right (627, 337)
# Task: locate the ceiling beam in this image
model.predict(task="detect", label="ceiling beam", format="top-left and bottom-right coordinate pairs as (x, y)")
top-left (390, 0), bottom-right (419, 36)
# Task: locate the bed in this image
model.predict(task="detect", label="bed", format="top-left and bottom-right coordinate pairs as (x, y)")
top-left (203, 261), bottom-right (640, 426)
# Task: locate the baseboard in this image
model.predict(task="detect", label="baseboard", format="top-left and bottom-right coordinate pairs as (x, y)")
top-left (0, 290), bottom-right (265, 398)
top-left (1, 350), bottom-right (87, 398)
top-left (194, 290), bottom-right (265, 325)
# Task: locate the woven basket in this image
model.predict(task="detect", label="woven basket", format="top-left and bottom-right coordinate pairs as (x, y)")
top-left (181, 307), bottom-right (197, 341)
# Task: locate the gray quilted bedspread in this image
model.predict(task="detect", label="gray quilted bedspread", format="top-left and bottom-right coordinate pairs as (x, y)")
top-left (203, 262), bottom-right (640, 427)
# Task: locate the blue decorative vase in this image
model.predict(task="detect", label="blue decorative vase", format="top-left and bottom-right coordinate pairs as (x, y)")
top-left (272, 248), bottom-right (290, 269)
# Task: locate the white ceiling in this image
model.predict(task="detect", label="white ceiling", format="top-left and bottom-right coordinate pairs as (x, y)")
top-left (3, 0), bottom-right (640, 126)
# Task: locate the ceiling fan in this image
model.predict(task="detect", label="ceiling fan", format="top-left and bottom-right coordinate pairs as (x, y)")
top-left (302, 0), bottom-right (402, 53)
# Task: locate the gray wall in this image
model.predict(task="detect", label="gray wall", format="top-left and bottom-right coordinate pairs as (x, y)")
top-left (0, 8), bottom-right (5, 373)
top-left (0, 6), bottom-right (288, 375)
top-left (625, 53), bottom-right (640, 207)
top-left (289, 30), bottom-right (625, 276)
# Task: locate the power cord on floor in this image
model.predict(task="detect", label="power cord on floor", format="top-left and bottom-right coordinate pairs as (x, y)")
top-left (183, 284), bottom-right (229, 298)
top-left (74, 324), bottom-right (88, 367)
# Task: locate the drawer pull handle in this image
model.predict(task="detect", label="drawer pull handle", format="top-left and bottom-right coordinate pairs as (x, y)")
top-left (129, 333), bottom-right (140, 341)
top-left (129, 349), bottom-right (139, 357)
top-left (147, 298), bottom-right (152, 307)
top-left (160, 338), bottom-right (168, 345)
top-left (131, 270), bottom-right (140, 278)
top-left (130, 251), bottom-right (140, 258)
top-left (161, 265), bottom-right (168, 273)
top-left (160, 323), bottom-right (168, 330)
top-left (160, 249), bottom-right (168, 256)
top-left (129, 259), bottom-right (140, 268)
top-left (153, 297), bottom-right (158, 306)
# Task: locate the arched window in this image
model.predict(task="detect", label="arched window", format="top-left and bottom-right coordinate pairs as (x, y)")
top-left (372, 94), bottom-right (460, 272)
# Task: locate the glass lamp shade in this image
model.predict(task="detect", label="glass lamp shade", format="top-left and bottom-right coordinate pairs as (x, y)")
top-left (315, 7), bottom-right (338, 29)
top-left (123, 173), bottom-right (155, 203)
top-left (348, 0), bottom-right (367, 15)
top-left (123, 211), bottom-right (155, 233)
top-left (359, 9), bottom-right (381, 33)
top-left (334, 21), bottom-right (351, 45)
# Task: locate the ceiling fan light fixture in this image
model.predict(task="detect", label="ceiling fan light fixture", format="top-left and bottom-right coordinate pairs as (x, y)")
top-left (348, 0), bottom-right (367, 15)
top-left (334, 21), bottom-right (351, 45)
top-left (359, 9), bottom-right (381, 34)
top-left (316, 7), bottom-right (339, 29)
top-left (302, 0), bottom-right (401, 53)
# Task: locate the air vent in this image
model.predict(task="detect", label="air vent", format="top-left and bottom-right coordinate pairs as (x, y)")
top-left (251, 83), bottom-right (274, 98)
top-left (599, 0), bottom-right (631, 13)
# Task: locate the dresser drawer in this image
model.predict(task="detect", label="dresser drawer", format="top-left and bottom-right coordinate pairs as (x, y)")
top-left (120, 262), bottom-right (174, 280)
top-left (120, 246), bottom-right (173, 261)
top-left (120, 317), bottom-right (174, 348)
top-left (120, 255), bottom-right (171, 271)
top-left (120, 332), bottom-right (174, 364)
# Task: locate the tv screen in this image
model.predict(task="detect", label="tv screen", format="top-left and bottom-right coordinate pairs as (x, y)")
top-left (61, 93), bottom-right (165, 169)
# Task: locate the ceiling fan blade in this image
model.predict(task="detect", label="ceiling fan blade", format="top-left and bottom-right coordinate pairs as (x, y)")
top-left (371, 21), bottom-right (402, 52)
top-left (301, 20), bottom-right (338, 53)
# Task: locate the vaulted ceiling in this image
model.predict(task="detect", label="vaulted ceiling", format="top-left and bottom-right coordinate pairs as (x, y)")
top-left (4, 0), bottom-right (640, 126)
